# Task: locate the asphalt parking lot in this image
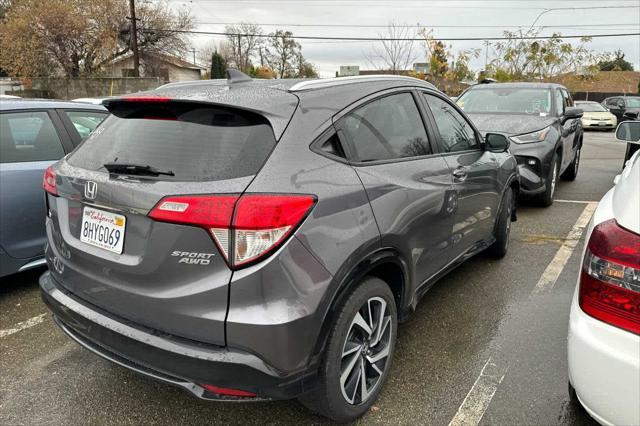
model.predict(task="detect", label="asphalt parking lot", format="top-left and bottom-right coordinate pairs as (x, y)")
top-left (0, 130), bottom-right (627, 425)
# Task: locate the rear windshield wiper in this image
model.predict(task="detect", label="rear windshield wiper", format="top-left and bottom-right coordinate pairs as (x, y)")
top-left (103, 163), bottom-right (175, 177)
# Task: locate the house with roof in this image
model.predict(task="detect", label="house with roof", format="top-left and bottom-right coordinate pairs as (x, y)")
top-left (108, 51), bottom-right (206, 83)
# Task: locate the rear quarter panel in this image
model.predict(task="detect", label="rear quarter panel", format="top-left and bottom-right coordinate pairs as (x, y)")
top-left (225, 110), bottom-right (381, 372)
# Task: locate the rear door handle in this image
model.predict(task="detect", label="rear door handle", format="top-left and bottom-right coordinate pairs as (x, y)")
top-left (452, 168), bottom-right (467, 182)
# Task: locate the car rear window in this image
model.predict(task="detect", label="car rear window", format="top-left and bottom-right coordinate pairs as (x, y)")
top-left (67, 102), bottom-right (276, 181)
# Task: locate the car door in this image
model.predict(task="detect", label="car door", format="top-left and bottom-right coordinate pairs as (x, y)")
top-left (0, 109), bottom-right (72, 259)
top-left (57, 108), bottom-right (108, 146)
top-left (558, 88), bottom-right (578, 171)
top-left (607, 97), bottom-right (624, 121)
top-left (420, 91), bottom-right (501, 258)
top-left (335, 90), bottom-right (456, 287)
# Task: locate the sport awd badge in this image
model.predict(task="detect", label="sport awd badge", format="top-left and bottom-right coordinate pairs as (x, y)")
top-left (171, 251), bottom-right (215, 265)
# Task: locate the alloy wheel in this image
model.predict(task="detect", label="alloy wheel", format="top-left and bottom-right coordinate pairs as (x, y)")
top-left (340, 296), bottom-right (392, 405)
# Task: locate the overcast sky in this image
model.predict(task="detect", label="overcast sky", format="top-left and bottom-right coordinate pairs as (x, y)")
top-left (167, 0), bottom-right (640, 77)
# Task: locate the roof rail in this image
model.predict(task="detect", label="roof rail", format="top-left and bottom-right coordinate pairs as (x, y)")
top-left (227, 69), bottom-right (252, 84)
top-left (289, 75), bottom-right (429, 92)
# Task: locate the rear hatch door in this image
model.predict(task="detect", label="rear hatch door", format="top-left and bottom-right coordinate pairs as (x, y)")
top-left (45, 96), bottom-right (296, 345)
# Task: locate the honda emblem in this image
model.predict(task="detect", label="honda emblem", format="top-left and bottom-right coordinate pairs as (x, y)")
top-left (84, 181), bottom-right (97, 200)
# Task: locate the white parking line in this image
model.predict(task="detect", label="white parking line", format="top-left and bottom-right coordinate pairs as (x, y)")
top-left (448, 357), bottom-right (507, 426)
top-left (0, 313), bottom-right (47, 338)
top-left (533, 202), bottom-right (598, 294)
top-left (448, 201), bottom-right (599, 425)
top-left (555, 199), bottom-right (599, 204)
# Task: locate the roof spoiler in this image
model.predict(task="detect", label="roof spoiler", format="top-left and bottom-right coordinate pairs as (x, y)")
top-left (227, 69), bottom-right (252, 84)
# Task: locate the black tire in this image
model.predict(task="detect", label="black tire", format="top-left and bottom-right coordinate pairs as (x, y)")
top-left (561, 146), bottom-right (580, 181)
top-left (537, 154), bottom-right (559, 207)
top-left (299, 277), bottom-right (398, 423)
top-left (486, 187), bottom-right (513, 258)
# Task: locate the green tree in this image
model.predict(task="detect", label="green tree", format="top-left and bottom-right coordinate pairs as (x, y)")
top-left (0, 0), bottom-right (194, 77)
top-left (429, 41), bottom-right (449, 77)
top-left (598, 50), bottom-right (634, 71)
top-left (448, 48), bottom-right (480, 81)
top-left (488, 29), bottom-right (601, 80)
top-left (210, 50), bottom-right (226, 79)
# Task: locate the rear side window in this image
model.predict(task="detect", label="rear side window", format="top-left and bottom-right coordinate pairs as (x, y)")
top-left (64, 110), bottom-right (108, 139)
top-left (67, 102), bottom-right (276, 181)
top-left (339, 93), bottom-right (431, 162)
top-left (0, 111), bottom-right (65, 163)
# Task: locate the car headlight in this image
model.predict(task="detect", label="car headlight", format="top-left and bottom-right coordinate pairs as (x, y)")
top-left (510, 126), bottom-right (551, 144)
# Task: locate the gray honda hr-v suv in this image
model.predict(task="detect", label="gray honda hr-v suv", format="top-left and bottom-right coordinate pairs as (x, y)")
top-left (40, 73), bottom-right (518, 422)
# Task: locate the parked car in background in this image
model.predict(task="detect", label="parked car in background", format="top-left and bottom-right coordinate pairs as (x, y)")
top-left (72, 97), bottom-right (112, 105)
top-left (602, 96), bottom-right (640, 122)
top-left (616, 116), bottom-right (640, 165)
top-left (568, 120), bottom-right (640, 426)
top-left (39, 74), bottom-right (518, 422)
top-left (0, 94), bottom-right (21, 99)
top-left (574, 100), bottom-right (617, 131)
top-left (457, 82), bottom-right (583, 206)
top-left (0, 99), bottom-right (107, 277)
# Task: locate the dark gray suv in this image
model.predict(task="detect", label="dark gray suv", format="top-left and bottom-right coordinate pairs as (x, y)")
top-left (40, 74), bottom-right (518, 422)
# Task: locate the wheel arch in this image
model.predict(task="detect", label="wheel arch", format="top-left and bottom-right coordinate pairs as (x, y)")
top-left (308, 248), bottom-right (410, 366)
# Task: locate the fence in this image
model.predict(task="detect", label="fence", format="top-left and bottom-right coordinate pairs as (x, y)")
top-left (571, 91), bottom-right (638, 103)
top-left (6, 77), bottom-right (162, 99)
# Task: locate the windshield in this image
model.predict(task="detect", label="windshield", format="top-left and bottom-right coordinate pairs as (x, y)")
top-left (576, 103), bottom-right (607, 112)
top-left (458, 88), bottom-right (552, 115)
top-left (626, 97), bottom-right (640, 108)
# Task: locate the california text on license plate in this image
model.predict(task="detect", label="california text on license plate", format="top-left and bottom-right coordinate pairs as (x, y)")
top-left (80, 207), bottom-right (126, 254)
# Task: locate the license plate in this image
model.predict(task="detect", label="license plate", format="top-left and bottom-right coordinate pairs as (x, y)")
top-left (599, 121), bottom-right (607, 126)
top-left (80, 207), bottom-right (126, 254)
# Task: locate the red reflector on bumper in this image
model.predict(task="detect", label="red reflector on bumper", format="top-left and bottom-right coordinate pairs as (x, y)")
top-left (200, 383), bottom-right (256, 397)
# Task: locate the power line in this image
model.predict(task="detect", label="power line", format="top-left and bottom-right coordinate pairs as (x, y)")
top-left (175, 1), bottom-right (640, 11)
top-left (151, 28), bottom-right (640, 41)
top-left (191, 22), bottom-right (640, 29)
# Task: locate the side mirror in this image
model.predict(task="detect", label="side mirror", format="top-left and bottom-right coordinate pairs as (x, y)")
top-left (615, 121), bottom-right (640, 144)
top-left (485, 133), bottom-right (510, 153)
top-left (563, 106), bottom-right (583, 122)
top-left (617, 101), bottom-right (625, 109)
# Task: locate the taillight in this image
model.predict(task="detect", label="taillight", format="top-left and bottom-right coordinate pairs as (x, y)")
top-left (43, 165), bottom-right (57, 195)
top-left (579, 219), bottom-right (640, 335)
top-left (149, 194), bottom-right (316, 269)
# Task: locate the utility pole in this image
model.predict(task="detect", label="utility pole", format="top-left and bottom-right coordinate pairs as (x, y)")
top-left (484, 40), bottom-right (490, 69)
top-left (128, 0), bottom-right (140, 77)
top-left (191, 48), bottom-right (197, 65)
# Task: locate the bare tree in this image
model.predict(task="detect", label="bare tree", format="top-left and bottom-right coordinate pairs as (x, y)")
top-left (368, 22), bottom-right (417, 74)
top-left (198, 40), bottom-right (232, 67)
top-left (265, 30), bottom-right (301, 78)
top-left (224, 22), bottom-right (263, 72)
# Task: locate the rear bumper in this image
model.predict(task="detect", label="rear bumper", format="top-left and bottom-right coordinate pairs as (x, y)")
top-left (40, 271), bottom-right (317, 401)
top-left (568, 288), bottom-right (640, 426)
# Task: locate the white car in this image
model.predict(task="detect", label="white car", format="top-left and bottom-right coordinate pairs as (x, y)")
top-left (568, 121), bottom-right (640, 426)
top-left (72, 97), bottom-right (110, 105)
top-left (574, 101), bottom-right (617, 131)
